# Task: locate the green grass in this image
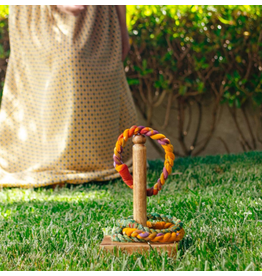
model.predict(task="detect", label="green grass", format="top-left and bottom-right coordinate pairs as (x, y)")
top-left (0, 151), bottom-right (262, 271)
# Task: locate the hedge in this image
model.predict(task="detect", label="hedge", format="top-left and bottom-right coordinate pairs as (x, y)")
top-left (1, 5), bottom-right (262, 155)
top-left (125, 5), bottom-right (262, 155)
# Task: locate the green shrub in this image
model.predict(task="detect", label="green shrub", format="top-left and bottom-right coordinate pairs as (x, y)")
top-left (126, 5), bottom-right (262, 107)
top-left (125, 5), bottom-right (262, 155)
top-left (0, 5), bottom-right (8, 19)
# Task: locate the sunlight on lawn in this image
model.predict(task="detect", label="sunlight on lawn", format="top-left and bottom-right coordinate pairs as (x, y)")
top-left (0, 187), bottom-right (111, 203)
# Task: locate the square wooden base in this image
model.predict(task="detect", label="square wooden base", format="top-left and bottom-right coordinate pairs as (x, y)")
top-left (100, 235), bottom-right (178, 257)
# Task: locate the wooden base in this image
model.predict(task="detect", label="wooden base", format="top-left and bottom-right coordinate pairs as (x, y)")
top-left (100, 236), bottom-right (178, 257)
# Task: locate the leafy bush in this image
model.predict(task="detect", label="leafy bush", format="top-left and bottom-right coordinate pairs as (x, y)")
top-left (125, 5), bottom-right (262, 155)
top-left (126, 5), bottom-right (262, 107)
top-left (0, 5), bottom-right (8, 19)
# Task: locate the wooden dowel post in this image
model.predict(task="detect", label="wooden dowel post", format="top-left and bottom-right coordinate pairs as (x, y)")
top-left (132, 134), bottom-right (147, 227)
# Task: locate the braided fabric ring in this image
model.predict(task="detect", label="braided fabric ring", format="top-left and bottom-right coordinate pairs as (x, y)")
top-left (113, 126), bottom-right (175, 197)
top-left (111, 213), bottom-right (185, 243)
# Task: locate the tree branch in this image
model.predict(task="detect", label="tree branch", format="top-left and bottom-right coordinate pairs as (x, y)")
top-left (177, 98), bottom-right (189, 155)
top-left (228, 105), bottom-right (252, 151)
top-left (214, 136), bottom-right (230, 154)
top-left (188, 101), bottom-right (202, 156)
top-left (241, 103), bottom-right (256, 149)
top-left (193, 81), bottom-right (225, 156)
top-left (162, 92), bottom-right (175, 129)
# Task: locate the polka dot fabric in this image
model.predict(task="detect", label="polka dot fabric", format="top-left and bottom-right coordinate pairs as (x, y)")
top-left (0, 5), bottom-right (137, 187)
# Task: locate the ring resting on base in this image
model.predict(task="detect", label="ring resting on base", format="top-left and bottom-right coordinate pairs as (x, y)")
top-left (111, 213), bottom-right (185, 243)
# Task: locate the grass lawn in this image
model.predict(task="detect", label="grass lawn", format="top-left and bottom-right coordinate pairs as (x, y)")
top-left (0, 151), bottom-right (261, 271)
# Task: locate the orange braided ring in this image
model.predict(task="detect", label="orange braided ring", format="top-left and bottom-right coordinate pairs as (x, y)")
top-left (123, 227), bottom-right (185, 243)
top-left (111, 213), bottom-right (184, 243)
top-left (113, 126), bottom-right (175, 196)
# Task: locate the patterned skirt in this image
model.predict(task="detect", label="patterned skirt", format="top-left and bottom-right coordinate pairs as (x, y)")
top-left (0, 5), bottom-right (137, 187)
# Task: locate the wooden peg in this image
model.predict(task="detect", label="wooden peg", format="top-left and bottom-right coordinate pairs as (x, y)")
top-left (132, 134), bottom-right (147, 227)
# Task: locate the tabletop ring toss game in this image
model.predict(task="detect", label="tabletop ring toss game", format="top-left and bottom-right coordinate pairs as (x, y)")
top-left (100, 126), bottom-right (185, 255)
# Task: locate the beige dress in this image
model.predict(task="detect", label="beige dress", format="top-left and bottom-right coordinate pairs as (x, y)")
top-left (0, 5), bottom-right (137, 188)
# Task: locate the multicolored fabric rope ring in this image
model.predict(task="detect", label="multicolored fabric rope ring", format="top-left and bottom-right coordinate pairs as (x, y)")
top-left (113, 126), bottom-right (175, 196)
top-left (111, 213), bottom-right (185, 243)
top-left (111, 126), bottom-right (184, 244)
